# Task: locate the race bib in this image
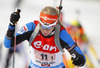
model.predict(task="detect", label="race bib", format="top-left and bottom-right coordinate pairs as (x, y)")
top-left (34, 50), bottom-right (55, 61)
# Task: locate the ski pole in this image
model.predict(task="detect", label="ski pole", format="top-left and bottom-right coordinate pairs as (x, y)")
top-left (13, 9), bottom-right (21, 68)
top-left (58, 0), bottom-right (63, 19)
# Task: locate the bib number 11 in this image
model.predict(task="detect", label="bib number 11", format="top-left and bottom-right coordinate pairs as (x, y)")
top-left (35, 50), bottom-right (55, 61)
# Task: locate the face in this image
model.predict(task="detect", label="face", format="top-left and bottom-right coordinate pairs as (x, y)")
top-left (40, 26), bottom-right (54, 36)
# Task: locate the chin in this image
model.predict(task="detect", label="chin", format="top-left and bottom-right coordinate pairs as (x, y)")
top-left (43, 34), bottom-right (48, 36)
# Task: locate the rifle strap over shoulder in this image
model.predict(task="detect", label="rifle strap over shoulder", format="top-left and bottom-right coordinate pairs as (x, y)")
top-left (29, 24), bottom-right (40, 45)
top-left (29, 23), bottom-right (64, 53)
top-left (54, 24), bottom-right (64, 53)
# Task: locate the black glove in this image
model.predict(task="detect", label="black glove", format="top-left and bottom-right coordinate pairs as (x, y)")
top-left (10, 9), bottom-right (21, 25)
top-left (71, 55), bottom-right (85, 67)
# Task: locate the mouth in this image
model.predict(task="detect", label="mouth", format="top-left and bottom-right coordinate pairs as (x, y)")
top-left (43, 33), bottom-right (48, 36)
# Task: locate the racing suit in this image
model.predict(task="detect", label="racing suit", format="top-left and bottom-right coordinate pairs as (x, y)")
top-left (4, 21), bottom-right (86, 68)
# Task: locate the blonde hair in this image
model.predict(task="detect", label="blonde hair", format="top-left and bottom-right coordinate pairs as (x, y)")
top-left (41, 6), bottom-right (64, 27)
top-left (41, 6), bottom-right (58, 15)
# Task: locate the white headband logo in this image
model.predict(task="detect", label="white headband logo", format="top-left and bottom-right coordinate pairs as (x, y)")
top-left (40, 16), bottom-right (57, 21)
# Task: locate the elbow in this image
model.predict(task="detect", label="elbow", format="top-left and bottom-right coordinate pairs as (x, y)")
top-left (4, 42), bottom-right (11, 48)
top-left (4, 36), bottom-right (12, 48)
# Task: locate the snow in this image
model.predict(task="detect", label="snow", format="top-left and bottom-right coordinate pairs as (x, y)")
top-left (0, 0), bottom-right (100, 68)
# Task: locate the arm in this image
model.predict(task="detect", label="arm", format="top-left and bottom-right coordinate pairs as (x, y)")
top-left (60, 29), bottom-right (86, 67)
top-left (4, 9), bottom-right (20, 48)
top-left (4, 22), bottom-right (36, 48)
top-left (4, 10), bottom-right (36, 48)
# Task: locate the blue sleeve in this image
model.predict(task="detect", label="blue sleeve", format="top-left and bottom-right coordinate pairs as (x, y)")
top-left (4, 36), bottom-right (12, 48)
top-left (4, 22), bottom-right (36, 48)
top-left (4, 24), bottom-right (15, 48)
top-left (60, 29), bottom-right (75, 47)
top-left (16, 22), bottom-right (36, 36)
top-left (60, 30), bottom-right (86, 58)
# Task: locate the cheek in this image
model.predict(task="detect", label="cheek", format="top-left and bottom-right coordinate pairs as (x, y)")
top-left (48, 29), bottom-right (53, 33)
top-left (40, 29), bottom-right (44, 34)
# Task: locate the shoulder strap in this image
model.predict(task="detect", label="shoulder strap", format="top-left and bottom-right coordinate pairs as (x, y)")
top-left (29, 23), bottom-right (64, 53)
top-left (29, 24), bottom-right (40, 45)
top-left (54, 24), bottom-right (64, 53)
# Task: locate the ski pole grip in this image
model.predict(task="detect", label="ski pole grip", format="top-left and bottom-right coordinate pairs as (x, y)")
top-left (16, 9), bottom-right (21, 14)
top-left (59, 6), bottom-right (63, 10)
top-left (14, 9), bottom-right (21, 25)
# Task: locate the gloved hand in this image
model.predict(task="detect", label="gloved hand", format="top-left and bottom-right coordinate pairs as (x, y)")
top-left (71, 55), bottom-right (85, 67)
top-left (10, 9), bottom-right (21, 25)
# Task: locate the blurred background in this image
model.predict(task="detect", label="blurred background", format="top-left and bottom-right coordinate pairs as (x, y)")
top-left (0, 0), bottom-right (100, 68)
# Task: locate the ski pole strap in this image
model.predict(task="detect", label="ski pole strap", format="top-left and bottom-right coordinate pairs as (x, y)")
top-left (29, 24), bottom-right (40, 45)
top-left (54, 24), bottom-right (64, 53)
top-left (67, 43), bottom-right (77, 52)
